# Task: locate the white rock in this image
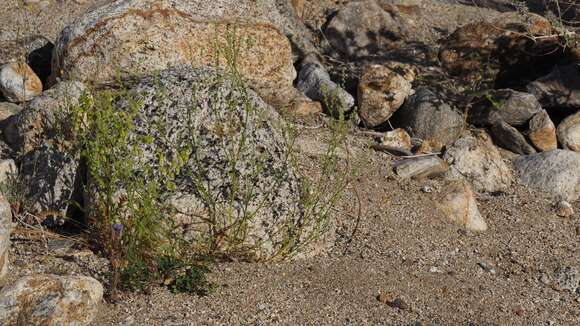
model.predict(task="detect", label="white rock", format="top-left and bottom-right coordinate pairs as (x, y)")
top-left (0, 274), bottom-right (103, 326)
top-left (515, 149), bottom-right (580, 201)
top-left (444, 130), bottom-right (513, 193)
top-left (0, 63), bottom-right (42, 103)
top-left (0, 159), bottom-right (17, 184)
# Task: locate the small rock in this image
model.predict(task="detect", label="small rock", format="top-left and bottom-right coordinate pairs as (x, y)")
top-left (528, 64), bottom-right (580, 109)
top-left (470, 89), bottom-right (541, 127)
top-left (435, 180), bottom-right (488, 232)
top-left (429, 266), bottom-right (439, 273)
top-left (557, 110), bottom-right (580, 152)
top-left (555, 201), bottom-right (574, 217)
top-left (444, 130), bottom-right (513, 193)
top-left (392, 87), bottom-right (464, 151)
top-left (0, 194), bottom-right (11, 285)
top-left (0, 274), bottom-right (103, 325)
top-left (421, 185), bottom-right (434, 193)
top-left (388, 297), bottom-right (409, 310)
top-left (491, 120), bottom-right (536, 155)
top-left (528, 110), bottom-right (557, 152)
top-left (358, 64), bottom-right (412, 128)
top-left (552, 266), bottom-right (579, 294)
top-left (381, 128), bottom-right (412, 152)
top-left (0, 62), bottom-right (42, 103)
top-left (296, 60), bottom-right (354, 114)
top-left (515, 150), bottom-right (580, 201)
top-left (394, 156), bottom-right (448, 180)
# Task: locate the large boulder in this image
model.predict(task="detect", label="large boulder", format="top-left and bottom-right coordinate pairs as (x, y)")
top-left (0, 194), bottom-right (10, 285)
top-left (0, 274), bottom-right (103, 326)
top-left (444, 131), bottom-right (513, 193)
top-left (92, 66), bottom-right (314, 259)
top-left (324, 0), bottom-right (409, 58)
top-left (392, 87), bottom-right (464, 151)
top-left (515, 150), bottom-right (580, 201)
top-left (50, 0), bottom-right (301, 110)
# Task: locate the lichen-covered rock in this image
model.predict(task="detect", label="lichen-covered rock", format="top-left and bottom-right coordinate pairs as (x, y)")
top-left (381, 128), bottom-right (412, 151)
top-left (392, 87), bottom-right (464, 151)
top-left (0, 194), bottom-right (10, 285)
top-left (515, 150), bottom-right (580, 201)
top-left (20, 142), bottom-right (79, 218)
top-left (3, 81), bottom-right (85, 155)
top-left (0, 274), bottom-right (103, 326)
top-left (528, 109), bottom-right (557, 152)
top-left (435, 180), bottom-right (488, 232)
top-left (444, 131), bottom-right (513, 193)
top-left (50, 0), bottom-right (297, 110)
top-left (358, 64), bottom-right (412, 128)
top-left (0, 62), bottom-right (42, 103)
top-left (102, 66), bottom-right (311, 259)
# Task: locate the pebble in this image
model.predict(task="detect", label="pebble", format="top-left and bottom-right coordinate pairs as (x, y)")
top-left (555, 200), bottom-right (574, 217)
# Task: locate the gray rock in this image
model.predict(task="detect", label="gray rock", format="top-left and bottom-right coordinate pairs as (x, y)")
top-left (469, 89), bottom-right (541, 126)
top-left (444, 130), bottom-right (513, 193)
top-left (296, 61), bottom-right (355, 114)
top-left (557, 110), bottom-right (580, 152)
top-left (100, 66), bottom-right (316, 259)
top-left (491, 120), bottom-right (536, 155)
top-left (324, 0), bottom-right (409, 58)
top-left (392, 87), bottom-right (464, 151)
top-left (0, 194), bottom-right (10, 285)
top-left (553, 265), bottom-right (579, 294)
top-left (394, 156), bottom-right (448, 179)
top-left (0, 274), bottom-right (103, 326)
top-left (528, 109), bottom-right (557, 152)
top-left (20, 143), bottom-right (79, 217)
top-left (515, 149), bottom-right (580, 201)
top-left (3, 81), bottom-right (85, 155)
top-left (527, 64), bottom-right (580, 109)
